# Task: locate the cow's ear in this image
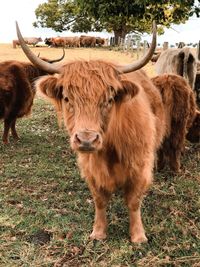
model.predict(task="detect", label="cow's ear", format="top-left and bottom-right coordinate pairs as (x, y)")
top-left (36, 76), bottom-right (63, 128)
top-left (115, 80), bottom-right (139, 102)
top-left (36, 76), bottom-right (63, 100)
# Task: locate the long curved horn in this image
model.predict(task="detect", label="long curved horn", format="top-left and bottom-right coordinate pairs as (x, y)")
top-left (48, 47), bottom-right (65, 63)
top-left (16, 21), bottom-right (60, 74)
top-left (118, 21), bottom-right (157, 73)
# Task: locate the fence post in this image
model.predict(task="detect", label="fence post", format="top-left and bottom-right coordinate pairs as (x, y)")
top-left (126, 37), bottom-right (131, 54)
top-left (143, 40), bottom-right (147, 55)
top-left (136, 40), bottom-right (141, 59)
top-left (163, 42), bottom-right (169, 50)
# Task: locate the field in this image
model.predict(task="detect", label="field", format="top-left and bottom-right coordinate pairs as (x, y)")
top-left (0, 44), bottom-right (200, 267)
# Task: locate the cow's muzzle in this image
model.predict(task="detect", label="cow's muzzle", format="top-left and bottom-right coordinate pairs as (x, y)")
top-left (72, 130), bottom-right (102, 152)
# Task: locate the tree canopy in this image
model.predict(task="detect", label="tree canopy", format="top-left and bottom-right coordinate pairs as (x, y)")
top-left (34, 0), bottom-right (200, 41)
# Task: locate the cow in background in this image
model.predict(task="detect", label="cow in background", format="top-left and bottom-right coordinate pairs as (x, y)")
top-left (71, 37), bottom-right (80, 47)
top-left (44, 37), bottom-right (67, 47)
top-left (64, 37), bottom-right (80, 47)
top-left (45, 37), bottom-right (80, 48)
top-left (186, 110), bottom-right (200, 143)
top-left (12, 37), bottom-right (42, 48)
top-left (96, 37), bottom-right (105, 46)
top-left (155, 47), bottom-right (197, 90)
top-left (44, 37), bottom-right (53, 46)
top-left (152, 74), bottom-right (199, 172)
top-left (80, 36), bottom-right (97, 47)
top-left (0, 51), bottom-right (65, 144)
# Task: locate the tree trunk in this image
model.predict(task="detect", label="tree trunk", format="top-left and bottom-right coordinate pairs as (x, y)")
top-left (197, 40), bottom-right (200, 60)
top-left (113, 29), bottom-right (127, 45)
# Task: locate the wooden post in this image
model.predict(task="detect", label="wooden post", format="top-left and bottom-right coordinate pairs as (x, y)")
top-left (163, 42), bottom-right (169, 50)
top-left (143, 40), bottom-right (147, 55)
top-left (136, 40), bottom-right (141, 59)
top-left (126, 37), bottom-right (131, 54)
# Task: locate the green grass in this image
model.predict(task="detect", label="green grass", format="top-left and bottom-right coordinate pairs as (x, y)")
top-left (0, 98), bottom-right (200, 267)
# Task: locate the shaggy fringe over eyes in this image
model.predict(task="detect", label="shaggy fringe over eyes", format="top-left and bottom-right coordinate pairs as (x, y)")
top-left (60, 60), bottom-right (122, 98)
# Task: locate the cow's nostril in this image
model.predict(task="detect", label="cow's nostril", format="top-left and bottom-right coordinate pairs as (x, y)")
top-left (74, 133), bottom-right (81, 144)
top-left (93, 133), bottom-right (100, 143)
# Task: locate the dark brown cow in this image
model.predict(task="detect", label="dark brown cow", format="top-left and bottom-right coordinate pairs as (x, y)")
top-left (17, 21), bottom-right (159, 243)
top-left (96, 37), bottom-right (105, 46)
top-left (0, 51), bottom-right (65, 144)
top-left (44, 37), bottom-right (53, 46)
top-left (44, 37), bottom-right (65, 47)
top-left (155, 47), bottom-right (197, 90)
top-left (80, 36), bottom-right (97, 47)
top-left (71, 37), bottom-right (80, 47)
top-left (186, 110), bottom-right (200, 143)
top-left (151, 74), bottom-right (198, 172)
top-left (45, 37), bottom-right (80, 48)
top-left (194, 72), bottom-right (200, 103)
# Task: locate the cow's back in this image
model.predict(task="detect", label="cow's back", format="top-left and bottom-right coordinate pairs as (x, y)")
top-left (155, 48), bottom-right (197, 89)
top-left (155, 49), bottom-right (179, 74)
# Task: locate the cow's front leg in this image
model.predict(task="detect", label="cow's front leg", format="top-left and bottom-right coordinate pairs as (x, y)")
top-left (3, 118), bottom-right (12, 144)
top-left (124, 170), bottom-right (152, 243)
top-left (87, 179), bottom-right (111, 240)
top-left (129, 205), bottom-right (147, 243)
top-left (11, 118), bottom-right (19, 141)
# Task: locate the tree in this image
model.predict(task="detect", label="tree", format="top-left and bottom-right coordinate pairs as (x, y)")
top-left (34, 0), bottom-right (200, 44)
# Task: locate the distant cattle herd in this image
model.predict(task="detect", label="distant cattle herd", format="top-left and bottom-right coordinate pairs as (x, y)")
top-left (44, 35), bottom-right (106, 47)
top-left (0, 22), bottom-right (199, 244)
top-left (12, 35), bottom-right (106, 48)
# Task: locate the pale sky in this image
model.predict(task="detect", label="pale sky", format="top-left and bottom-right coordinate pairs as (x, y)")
top-left (0, 0), bottom-right (200, 45)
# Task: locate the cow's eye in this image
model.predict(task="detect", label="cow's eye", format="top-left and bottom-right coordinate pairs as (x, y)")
top-left (108, 97), bottom-right (114, 105)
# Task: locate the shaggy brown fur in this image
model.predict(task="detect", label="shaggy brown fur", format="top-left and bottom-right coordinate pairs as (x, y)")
top-left (186, 110), bottom-right (200, 143)
top-left (151, 74), bottom-right (197, 172)
top-left (36, 59), bottom-right (166, 243)
top-left (0, 61), bottom-right (34, 144)
top-left (194, 72), bottom-right (200, 104)
top-left (0, 60), bottom-right (53, 144)
top-left (80, 36), bottom-right (97, 47)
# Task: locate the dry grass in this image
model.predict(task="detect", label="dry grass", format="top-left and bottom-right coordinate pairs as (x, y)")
top-left (0, 43), bottom-right (156, 77)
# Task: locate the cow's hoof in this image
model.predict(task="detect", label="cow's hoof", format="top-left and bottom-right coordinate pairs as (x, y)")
top-left (90, 231), bottom-right (107, 241)
top-left (131, 233), bottom-right (148, 243)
